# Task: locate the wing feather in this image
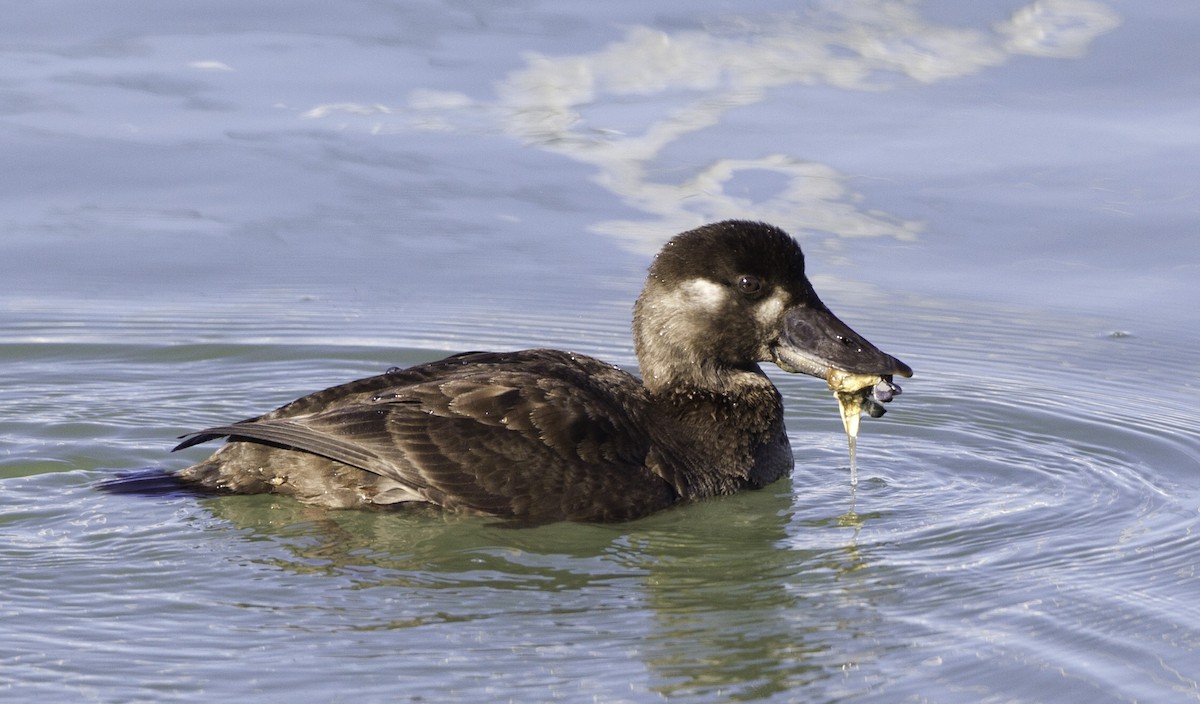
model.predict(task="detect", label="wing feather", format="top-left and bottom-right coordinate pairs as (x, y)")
top-left (176, 350), bottom-right (679, 520)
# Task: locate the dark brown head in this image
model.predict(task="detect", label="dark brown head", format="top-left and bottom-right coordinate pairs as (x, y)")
top-left (633, 220), bottom-right (911, 391)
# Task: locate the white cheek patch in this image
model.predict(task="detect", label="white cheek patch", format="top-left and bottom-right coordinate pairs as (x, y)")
top-left (754, 290), bottom-right (788, 327)
top-left (678, 278), bottom-right (728, 311)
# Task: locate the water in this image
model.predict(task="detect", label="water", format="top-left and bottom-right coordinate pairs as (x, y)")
top-left (3, 1), bottom-right (1198, 701)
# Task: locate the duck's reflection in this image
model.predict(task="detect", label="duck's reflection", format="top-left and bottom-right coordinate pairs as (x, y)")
top-left (200, 479), bottom-right (880, 697)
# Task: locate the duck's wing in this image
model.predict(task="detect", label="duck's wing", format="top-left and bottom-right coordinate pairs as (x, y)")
top-left (175, 352), bottom-right (679, 521)
top-left (170, 351), bottom-right (535, 453)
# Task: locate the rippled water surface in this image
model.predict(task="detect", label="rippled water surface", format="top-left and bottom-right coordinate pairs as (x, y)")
top-left (3, 2), bottom-right (1198, 702)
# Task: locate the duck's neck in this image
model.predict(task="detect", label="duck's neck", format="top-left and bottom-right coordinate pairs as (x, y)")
top-left (647, 366), bottom-right (793, 498)
top-left (633, 290), bottom-right (794, 496)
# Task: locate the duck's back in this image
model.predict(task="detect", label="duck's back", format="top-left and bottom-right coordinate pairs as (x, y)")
top-left (175, 350), bottom-right (680, 521)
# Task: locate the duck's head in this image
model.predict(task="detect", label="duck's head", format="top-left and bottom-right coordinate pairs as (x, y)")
top-left (633, 220), bottom-right (912, 391)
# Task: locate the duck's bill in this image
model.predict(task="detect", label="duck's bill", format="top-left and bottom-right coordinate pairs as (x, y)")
top-left (771, 302), bottom-right (913, 379)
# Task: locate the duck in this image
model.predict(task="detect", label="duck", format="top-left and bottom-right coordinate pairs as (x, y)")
top-left (172, 220), bottom-right (912, 522)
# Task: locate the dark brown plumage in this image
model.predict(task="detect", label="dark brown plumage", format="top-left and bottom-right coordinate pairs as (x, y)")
top-left (172, 221), bottom-right (911, 522)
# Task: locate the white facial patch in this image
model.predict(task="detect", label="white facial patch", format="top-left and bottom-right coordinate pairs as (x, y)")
top-left (754, 290), bottom-right (788, 327)
top-left (646, 278), bottom-right (727, 347)
top-left (678, 278), bottom-right (728, 311)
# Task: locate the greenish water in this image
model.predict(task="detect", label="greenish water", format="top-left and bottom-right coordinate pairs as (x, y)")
top-left (2, 298), bottom-right (1196, 702)
top-left (3, 1), bottom-right (1199, 701)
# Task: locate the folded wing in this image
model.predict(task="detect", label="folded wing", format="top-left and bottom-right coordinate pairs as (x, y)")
top-left (175, 350), bottom-right (680, 521)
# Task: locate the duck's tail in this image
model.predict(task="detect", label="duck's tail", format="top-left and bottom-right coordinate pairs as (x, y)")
top-left (95, 468), bottom-right (209, 497)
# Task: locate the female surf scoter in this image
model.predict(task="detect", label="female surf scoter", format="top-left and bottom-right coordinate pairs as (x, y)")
top-left (172, 221), bottom-right (911, 522)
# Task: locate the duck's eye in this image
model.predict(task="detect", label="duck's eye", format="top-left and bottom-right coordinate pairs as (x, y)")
top-left (736, 275), bottom-right (763, 296)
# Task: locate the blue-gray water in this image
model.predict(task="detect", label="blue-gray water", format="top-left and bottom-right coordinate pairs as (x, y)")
top-left (2, 2), bottom-right (1198, 702)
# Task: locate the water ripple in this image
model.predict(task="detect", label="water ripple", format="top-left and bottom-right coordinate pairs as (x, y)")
top-left (1, 295), bottom-right (1198, 702)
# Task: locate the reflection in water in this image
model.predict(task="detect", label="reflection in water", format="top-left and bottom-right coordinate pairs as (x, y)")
top-left (637, 496), bottom-right (876, 699)
top-left (7, 297), bottom-right (1196, 701)
top-left (201, 484), bottom-right (879, 698)
top-left (304, 0), bottom-right (1119, 251)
